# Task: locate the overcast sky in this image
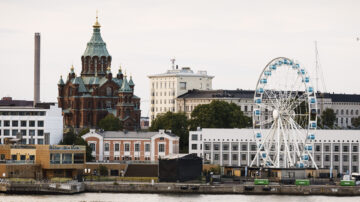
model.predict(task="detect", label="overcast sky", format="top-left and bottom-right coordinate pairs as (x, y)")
top-left (1, 0), bottom-right (360, 116)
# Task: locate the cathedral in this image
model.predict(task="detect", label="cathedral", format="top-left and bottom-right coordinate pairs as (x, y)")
top-left (57, 16), bottom-right (141, 131)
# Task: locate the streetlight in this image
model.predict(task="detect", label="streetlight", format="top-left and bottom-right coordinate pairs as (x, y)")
top-left (84, 168), bottom-right (91, 181)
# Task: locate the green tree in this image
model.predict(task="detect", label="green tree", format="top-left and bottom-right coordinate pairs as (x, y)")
top-left (98, 164), bottom-right (108, 176)
top-left (99, 114), bottom-right (123, 131)
top-left (320, 108), bottom-right (336, 129)
top-left (190, 100), bottom-right (251, 129)
top-left (59, 130), bottom-right (93, 162)
top-left (352, 116), bottom-right (360, 128)
top-left (149, 112), bottom-right (189, 153)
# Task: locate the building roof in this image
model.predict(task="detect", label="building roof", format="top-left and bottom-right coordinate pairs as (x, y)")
top-left (321, 93), bottom-right (360, 103)
top-left (0, 98), bottom-right (55, 109)
top-left (93, 130), bottom-right (177, 139)
top-left (148, 67), bottom-right (214, 78)
top-left (178, 89), bottom-right (254, 99)
top-left (82, 20), bottom-right (110, 58)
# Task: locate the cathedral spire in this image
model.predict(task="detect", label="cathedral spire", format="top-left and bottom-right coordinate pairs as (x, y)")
top-left (93, 10), bottom-right (101, 28)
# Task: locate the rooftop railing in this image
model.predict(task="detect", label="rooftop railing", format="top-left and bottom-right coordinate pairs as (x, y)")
top-left (49, 145), bottom-right (86, 151)
top-left (5, 160), bottom-right (34, 164)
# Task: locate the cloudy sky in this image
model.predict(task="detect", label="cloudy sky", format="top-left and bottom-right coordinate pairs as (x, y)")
top-left (1, 0), bottom-right (360, 116)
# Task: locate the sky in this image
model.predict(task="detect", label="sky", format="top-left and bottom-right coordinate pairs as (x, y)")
top-left (1, 0), bottom-right (360, 116)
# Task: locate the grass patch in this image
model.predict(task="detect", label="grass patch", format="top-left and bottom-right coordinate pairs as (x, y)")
top-left (50, 177), bottom-right (72, 183)
top-left (8, 178), bottom-right (36, 184)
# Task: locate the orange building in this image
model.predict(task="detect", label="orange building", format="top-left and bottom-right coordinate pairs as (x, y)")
top-left (82, 129), bottom-right (179, 162)
top-left (0, 144), bottom-right (86, 179)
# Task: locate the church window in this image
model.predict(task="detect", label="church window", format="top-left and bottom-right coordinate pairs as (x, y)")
top-left (106, 87), bottom-right (112, 96)
top-left (106, 101), bottom-right (111, 108)
top-left (126, 109), bottom-right (130, 117)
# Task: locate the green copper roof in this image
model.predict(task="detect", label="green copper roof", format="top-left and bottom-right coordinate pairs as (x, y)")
top-left (119, 77), bottom-right (132, 92)
top-left (58, 76), bottom-right (65, 85)
top-left (83, 26), bottom-right (110, 58)
top-left (128, 76), bottom-right (134, 86)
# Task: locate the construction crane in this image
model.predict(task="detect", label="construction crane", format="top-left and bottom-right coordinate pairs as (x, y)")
top-left (314, 41), bottom-right (327, 119)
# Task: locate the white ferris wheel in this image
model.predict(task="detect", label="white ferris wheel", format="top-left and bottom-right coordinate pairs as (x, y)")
top-left (250, 57), bottom-right (318, 169)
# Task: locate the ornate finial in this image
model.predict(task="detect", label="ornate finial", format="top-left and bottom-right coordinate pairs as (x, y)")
top-left (119, 65), bottom-right (122, 71)
top-left (93, 10), bottom-right (101, 28)
top-left (107, 66), bottom-right (111, 71)
top-left (124, 69), bottom-right (127, 77)
top-left (70, 64), bottom-right (74, 73)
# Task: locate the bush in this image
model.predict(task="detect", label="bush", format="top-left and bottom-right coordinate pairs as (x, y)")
top-left (98, 164), bottom-right (108, 176)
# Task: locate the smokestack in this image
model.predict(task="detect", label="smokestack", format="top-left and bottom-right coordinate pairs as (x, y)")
top-left (34, 33), bottom-right (40, 106)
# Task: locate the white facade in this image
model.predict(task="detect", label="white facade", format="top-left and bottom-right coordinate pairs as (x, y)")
top-left (148, 66), bottom-right (214, 124)
top-left (0, 104), bottom-right (63, 145)
top-left (189, 128), bottom-right (360, 174)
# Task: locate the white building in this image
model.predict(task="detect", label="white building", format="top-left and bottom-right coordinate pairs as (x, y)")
top-left (82, 129), bottom-right (179, 162)
top-left (0, 97), bottom-right (63, 145)
top-left (177, 90), bottom-right (360, 128)
top-left (148, 61), bottom-right (214, 124)
top-left (189, 128), bottom-right (360, 174)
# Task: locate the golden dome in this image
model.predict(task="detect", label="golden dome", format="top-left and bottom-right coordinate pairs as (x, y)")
top-left (93, 11), bottom-right (101, 28)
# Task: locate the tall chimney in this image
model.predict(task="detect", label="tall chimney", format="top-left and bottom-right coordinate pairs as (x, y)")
top-left (34, 33), bottom-right (41, 106)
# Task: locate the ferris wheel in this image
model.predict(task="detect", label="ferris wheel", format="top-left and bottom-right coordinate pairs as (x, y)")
top-left (250, 57), bottom-right (318, 169)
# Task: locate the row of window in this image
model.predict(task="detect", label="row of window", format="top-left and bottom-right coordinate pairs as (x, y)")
top-left (0, 138), bottom-right (44, 145)
top-left (0, 111), bottom-right (46, 116)
top-left (151, 99), bottom-right (175, 105)
top-left (0, 129), bottom-right (44, 137)
top-left (0, 120), bottom-right (44, 127)
top-left (152, 81), bottom-right (176, 89)
top-left (151, 107), bottom-right (175, 113)
top-left (151, 91), bottom-right (176, 97)
top-left (90, 143), bottom-right (166, 153)
top-left (336, 109), bottom-right (359, 116)
top-left (50, 153), bottom-right (84, 164)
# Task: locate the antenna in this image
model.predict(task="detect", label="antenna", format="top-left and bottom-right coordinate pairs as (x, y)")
top-left (170, 58), bottom-right (176, 70)
top-left (314, 41), bottom-right (327, 93)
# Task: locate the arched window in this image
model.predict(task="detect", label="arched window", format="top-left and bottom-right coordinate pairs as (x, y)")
top-left (356, 110), bottom-right (359, 115)
top-left (351, 110), bottom-right (353, 115)
top-left (341, 110), bottom-right (344, 115)
top-left (89, 143), bottom-right (96, 152)
top-left (106, 87), bottom-right (112, 96)
top-left (346, 110), bottom-right (349, 115)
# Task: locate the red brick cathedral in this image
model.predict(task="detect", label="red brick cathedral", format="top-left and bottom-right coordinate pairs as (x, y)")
top-left (57, 17), bottom-right (141, 131)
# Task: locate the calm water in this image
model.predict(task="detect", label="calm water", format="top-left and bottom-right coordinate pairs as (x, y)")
top-left (0, 193), bottom-right (359, 202)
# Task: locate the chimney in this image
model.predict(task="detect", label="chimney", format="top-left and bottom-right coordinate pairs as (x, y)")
top-left (34, 33), bottom-right (41, 106)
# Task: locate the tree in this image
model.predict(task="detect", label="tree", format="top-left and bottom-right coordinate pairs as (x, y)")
top-left (149, 112), bottom-right (189, 153)
top-left (320, 108), bottom-right (336, 129)
top-left (99, 114), bottom-right (123, 131)
top-left (98, 164), bottom-right (108, 176)
top-left (190, 100), bottom-right (251, 129)
top-left (59, 130), bottom-right (93, 162)
top-left (352, 116), bottom-right (360, 128)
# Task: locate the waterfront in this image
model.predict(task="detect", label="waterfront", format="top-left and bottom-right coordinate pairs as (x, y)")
top-left (0, 193), bottom-right (359, 202)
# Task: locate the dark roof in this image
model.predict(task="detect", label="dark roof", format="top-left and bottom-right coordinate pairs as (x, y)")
top-left (0, 99), bottom-right (55, 109)
top-left (320, 93), bottom-right (360, 103)
top-left (178, 89), bottom-right (360, 103)
top-left (177, 89), bottom-right (254, 99)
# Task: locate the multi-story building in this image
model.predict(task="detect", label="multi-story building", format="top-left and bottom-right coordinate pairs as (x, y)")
top-left (57, 16), bottom-right (141, 130)
top-left (189, 128), bottom-right (360, 174)
top-left (0, 97), bottom-right (63, 145)
top-left (82, 129), bottom-right (179, 162)
top-left (148, 61), bottom-right (213, 124)
top-left (0, 144), bottom-right (86, 179)
top-left (177, 89), bottom-right (360, 128)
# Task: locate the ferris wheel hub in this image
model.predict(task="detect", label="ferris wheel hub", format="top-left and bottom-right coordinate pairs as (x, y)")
top-left (273, 109), bottom-right (279, 119)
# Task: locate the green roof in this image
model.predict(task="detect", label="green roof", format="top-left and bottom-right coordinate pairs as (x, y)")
top-left (82, 26), bottom-right (110, 58)
top-left (119, 77), bottom-right (132, 92)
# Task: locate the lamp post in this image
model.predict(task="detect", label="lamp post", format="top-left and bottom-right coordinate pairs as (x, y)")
top-left (84, 168), bottom-right (91, 182)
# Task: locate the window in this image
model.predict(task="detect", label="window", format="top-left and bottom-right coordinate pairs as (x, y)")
top-left (251, 154), bottom-right (255, 160)
top-left (334, 155), bottom-right (339, 162)
top-left (74, 153), bottom-right (84, 164)
top-left (159, 144), bottom-right (165, 152)
top-left (343, 166), bottom-right (349, 172)
top-left (223, 144), bottom-right (229, 151)
top-left (192, 144), bottom-right (197, 150)
top-left (325, 155), bottom-right (330, 162)
top-left (105, 143), bottom-right (109, 152)
top-left (325, 145), bottom-right (330, 152)
top-left (20, 130), bottom-right (26, 136)
top-left (214, 144), bottom-right (220, 150)
top-left (232, 144), bottom-right (238, 151)
top-left (38, 139), bottom-right (43, 144)
top-left (106, 87), bottom-right (112, 96)
top-left (232, 154), bottom-right (238, 161)
top-left (38, 130), bottom-right (44, 136)
top-left (241, 145), bottom-right (247, 151)
top-left (353, 155), bottom-right (358, 162)
top-left (343, 155), bottom-right (348, 162)
top-left (62, 153), bottom-right (72, 164)
top-left (334, 145), bottom-right (339, 152)
top-left (223, 154), bottom-right (228, 161)
top-left (89, 143), bottom-right (96, 152)
top-left (214, 154), bottom-right (219, 160)
top-left (20, 155), bottom-right (26, 160)
top-left (180, 82), bottom-right (187, 90)
top-left (135, 143), bottom-right (140, 152)
top-left (29, 155), bottom-right (35, 161)
top-left (353, 146), bottom-right (358, 152)
top-left (29, 130), bottom-right (35, 136)
top-left (12, 129), bottom-right (18, 136)
top-left (241, 154), bottom-right (247, 161)
top-left (4, 121), bottom-right (10, 127)
top-left (50, 153), bottom-right (61, 164)
top-left (343, 146), bottom-right (349, 152)
top-left (251, 145), bottom-right (257, 151)
top-left (115, 143), bottom-right (120, 152)
top-left (353, 166), bottom-right (358, 173)
top-left (316, 155), bottom-right (321, 161)
top-left (204, 143), bottom-right (211, 150)
top-left (29, 121), bottom-right (35, 127)
top-left (145, 144), bottom-right (150, 152)
top-left (12, 121), bottom-right (18, 127)
top-left (191, 134), bottom-right (198, 141)
top-left (21, 121), bottom-right (27, 127)
top-left (38, 121), bottom-right (44, 127)
top-left (125, 144), bottom-right (130, 151)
